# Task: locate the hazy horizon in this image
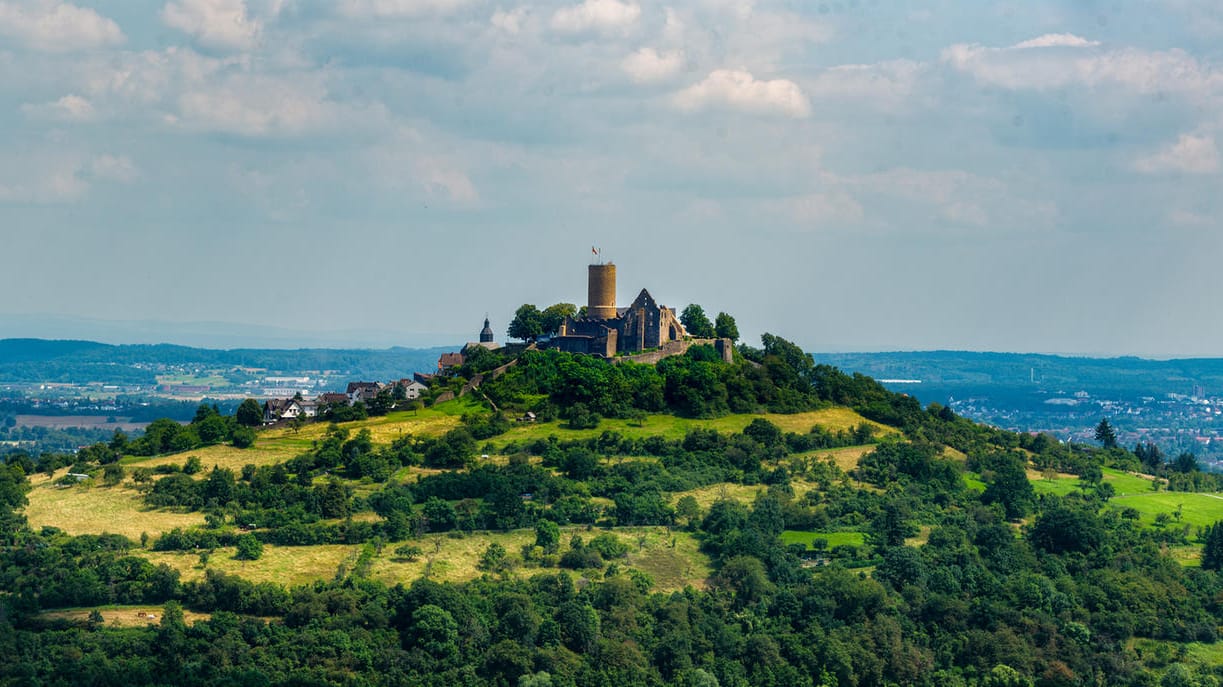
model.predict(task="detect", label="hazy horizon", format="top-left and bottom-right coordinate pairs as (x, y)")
top-left (4, 312), bottom-right (1220, 361)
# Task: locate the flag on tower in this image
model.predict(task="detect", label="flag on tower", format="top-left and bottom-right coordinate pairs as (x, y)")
top-left (592, 246), bottom-right (598, 255)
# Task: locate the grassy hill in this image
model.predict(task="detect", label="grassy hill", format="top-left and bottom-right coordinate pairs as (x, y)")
top-left (24, 398), bottom-right (893, 597)
top-left (6, 338), bottom-right (1223, 687)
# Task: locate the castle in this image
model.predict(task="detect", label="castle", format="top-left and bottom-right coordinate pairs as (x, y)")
top-left (548, 263), bottom-right (688, 357)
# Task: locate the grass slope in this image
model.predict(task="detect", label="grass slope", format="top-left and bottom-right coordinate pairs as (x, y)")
top-left (25, 470), bottom-right (204, 538)
top-left (1030, 467), bottom-right (1223, 530)
top-left (36, 605), bottom-right (213, 628)
top-left (780, 530), bottom-right (866, 549)
top-left (143, 544), bottom-right (359, 588)
top-left (124, 406), bottom-right (466, 473)
top-left (490, 407), bottom-right (895, 448)
top-left (29, 402), bottom-right (883, 541)
top-left (139, 527), bottom-right (710, 593)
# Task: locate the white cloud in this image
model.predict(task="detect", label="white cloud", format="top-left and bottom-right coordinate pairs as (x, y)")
top-left (942, 37), bottom-right (1223, 96)
top-left (0, 155), bottom-right (88, 203)
top-left (161, 0), bottom-right (261, 52)
top-left (173, 73), bottom-right (371, 137)
top-left (550, 0), bottom-right (640, 34)
top-left (66, 47), bottom-right (377, 138)
top-left (1134, 134), bottom-right (1220, 174)
top-left (90, 155), bottom-right (138, 183)
top-left (491, 7), bottom-right (528, 34)
top-left (1168, 209), bottom-right (1214, 227)
top-left (622, 48), bottom-right (684, 84)
top-left (846, 168), bottom-right (1003, 205)
top-left (338, 0), bottom-right (470, 18)
top-left (656, 6), bottom-right (830, 75)
top-left (805, 60), bottom-right (925, 110)
top-left (1012, 33), bottom-right (1100, 49)
top-left (673, 69), bottom-right (810, 118)
top-left (802, 166), bottom-right (1059, 233)
top-left (942, 200), bottom-right (988, 227)
top-left (22, 94), bottom-right (96, 121)
top-left (415, 158), bottom-right (479, 202)
top-left (83, 47), bottom-right (232, 109)
top-left (0, 1), bottom-right (124, 52)
top-left (782, 190), bottom-right (865, 227)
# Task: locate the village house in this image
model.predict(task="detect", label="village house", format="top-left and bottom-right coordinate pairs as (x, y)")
top-left (391, 378), bottom-right (428, 400)
top-left (346, 382), bottom-right (382, 404)
top-left (317, 392), bottom-right (351, 407)
top-left (263, 398), bottom-right (317, 423)
top-left (437, 352), bottom-right (465, 374)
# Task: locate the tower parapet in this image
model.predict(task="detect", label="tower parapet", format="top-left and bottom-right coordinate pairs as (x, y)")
top-left (587, 264), bottom-right (617, 319)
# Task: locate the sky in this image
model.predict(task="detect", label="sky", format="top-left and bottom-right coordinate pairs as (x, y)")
top-left (1, 0), bottom-right (1222, 356)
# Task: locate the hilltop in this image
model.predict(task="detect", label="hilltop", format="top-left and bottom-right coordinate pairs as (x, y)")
top-left (2, 334), bottom-right (1223, 686)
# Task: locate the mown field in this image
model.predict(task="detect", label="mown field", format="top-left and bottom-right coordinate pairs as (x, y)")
top-left (780, 530), bottom-right (866, 549)
top-left (1029, 467), bottom-right (1155, 497)
top-left (123, 406), bottom-right (467, 473)
top-left (25, 470), bottom-right (205, 538)
top-left (1029, 467), bottom-right (1223, 530)
top-left (488, 406), bottom-right (896, 448)
top-left (138, 527), bottom-right (710, 593)
top-left (1110, 492), bottom-right (1223, 529)
top-left (142, 544), bottom-right (360, 588)
top-left (36, 604), bottom-right (213, 628)
top-left (114, 403), bottom-right (887, 477)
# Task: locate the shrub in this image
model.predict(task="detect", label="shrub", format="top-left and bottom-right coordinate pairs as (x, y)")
top-left (235, 534), bottom-right (263, 560)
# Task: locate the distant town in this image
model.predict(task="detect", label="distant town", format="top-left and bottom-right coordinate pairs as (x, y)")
top-left (946, 388), bottom-right (1223, 469)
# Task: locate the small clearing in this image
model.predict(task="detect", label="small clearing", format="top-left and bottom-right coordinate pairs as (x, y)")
top-left (37, 605), bottom-right (212, 628)
top-left (25, 473), bottom-right (204, 539)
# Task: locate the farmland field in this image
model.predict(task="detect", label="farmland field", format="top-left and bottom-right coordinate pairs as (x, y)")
top-left (780, 530), bottom-right (866, 549)
top-left (489, 407), bottom-right (896, 447)
top-left (140, 527), bottom-right (710, 592)
top-left (1110, 492), bottom-right (1223, 529)
top-left (37, 605), bottom-right (213, 628)
top-left (25, 471), bottom-right (204, 538)
top-left (1029, 467), bottom-right (1223, 530)
top-left (795, 444), bottom-right (875, 472)
top-left (143, 544), bottom-right (360, 587)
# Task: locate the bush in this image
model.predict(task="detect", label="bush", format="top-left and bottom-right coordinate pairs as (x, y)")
top-left (232, 427), bottom-right (256, 449)
top-left (393, 544), bottom-right (422, 561)
top-left (235, 534), bottom-right (263, 560)
top-left (478, 542), bottom-right (508, 572)
top-left (587, 533), bottom-right (629, 559)
top-left (564, 404), bottom-right (600, 430)
top-left (102, 463), bottom-right (124, 486)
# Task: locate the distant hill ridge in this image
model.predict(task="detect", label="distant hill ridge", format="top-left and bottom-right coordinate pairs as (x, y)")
top-left (0, 338), bottom-right (454, 382)
top-left (811, 350), bottom-right (1223, 396)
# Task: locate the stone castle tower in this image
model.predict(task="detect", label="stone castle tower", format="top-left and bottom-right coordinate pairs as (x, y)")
top-left (587, 264), bottom-right (617, 319)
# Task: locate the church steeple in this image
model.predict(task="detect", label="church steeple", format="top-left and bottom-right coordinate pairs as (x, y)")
top-left (479, 316), bottom-right (494, 343)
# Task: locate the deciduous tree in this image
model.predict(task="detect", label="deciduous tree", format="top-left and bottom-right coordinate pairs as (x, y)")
top-left (508, 304), bottom-right (545, 343)
top-left (235, 399), bottom-right (264, 427)
top-left (680, 304), bottom-right (715, 338)
top-left (541, 303), bottom-right (577, 335)
top-left (714, 311), bottom-right (739, 341)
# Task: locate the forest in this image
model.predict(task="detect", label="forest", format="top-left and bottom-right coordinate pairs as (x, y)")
top-left (1, 336), bottom-right (1222, 686)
